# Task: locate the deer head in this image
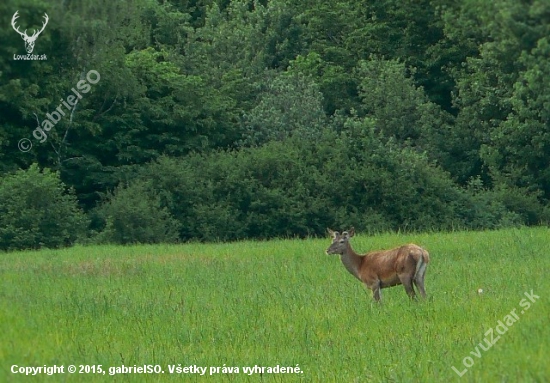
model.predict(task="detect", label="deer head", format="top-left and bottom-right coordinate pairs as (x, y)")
top-left (326, 227), bottom-right (355, 255)
top-left (12, 11), bottom-right (49, 54)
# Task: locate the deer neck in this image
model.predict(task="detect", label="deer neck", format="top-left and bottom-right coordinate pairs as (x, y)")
top-left (340, 244), bottom-right (363, 281)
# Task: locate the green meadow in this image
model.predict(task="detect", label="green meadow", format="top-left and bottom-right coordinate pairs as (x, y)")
top-left (1, 228), bottom-right (548, 382)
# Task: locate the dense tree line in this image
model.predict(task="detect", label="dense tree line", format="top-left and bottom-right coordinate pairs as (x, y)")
top-left (1, 0), bottom-right (549, 249)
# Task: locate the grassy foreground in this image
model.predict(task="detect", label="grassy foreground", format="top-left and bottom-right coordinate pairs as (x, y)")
top-left (1, 228), bottom-right (548, 382)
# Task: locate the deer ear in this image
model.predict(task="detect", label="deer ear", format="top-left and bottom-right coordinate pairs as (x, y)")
top-left (348, 227), bottom-right (355, 237)
top-left (327, 228), bottom-right (338, 238)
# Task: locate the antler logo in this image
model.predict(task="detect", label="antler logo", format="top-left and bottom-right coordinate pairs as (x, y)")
top-left (11, 11), bottom-right (49, 54)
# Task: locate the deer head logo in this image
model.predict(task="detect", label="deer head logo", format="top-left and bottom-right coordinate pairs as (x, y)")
top-left (11, 11), bottom-right (49, 54)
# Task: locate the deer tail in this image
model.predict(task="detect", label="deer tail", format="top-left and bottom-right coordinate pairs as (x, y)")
top-left (414, 248), bottom-right (429, 281)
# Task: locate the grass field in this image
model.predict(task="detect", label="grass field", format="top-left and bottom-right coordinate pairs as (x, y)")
top-left (1, 228), bottom-right (548, 382)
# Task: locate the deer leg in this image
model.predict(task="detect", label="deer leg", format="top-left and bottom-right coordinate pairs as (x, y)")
top-left (414, 279), bottom-right (426, 298)
top-left (368, 280), bottom-right (382, 302)
top-left (399, 274), bottom-right (416, 299)
top-left (414, 267), bottom-right (427, 298)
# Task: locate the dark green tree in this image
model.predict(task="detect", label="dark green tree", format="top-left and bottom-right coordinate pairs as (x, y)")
top-left (0, 164), bottom-right (87, 250)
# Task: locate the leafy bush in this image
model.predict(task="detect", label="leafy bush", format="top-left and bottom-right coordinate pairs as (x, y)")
top-left (121, 126), bottom-right (504, 240)
top-left (94, 180), bottom-right (180, 245)
top-left (0, 164), bottom-right (87, 251)
top-left (91, 112), bottom-right (547, 244)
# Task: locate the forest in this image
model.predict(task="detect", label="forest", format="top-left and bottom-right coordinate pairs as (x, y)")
top-left (1, 0), bottom-right (549, 250)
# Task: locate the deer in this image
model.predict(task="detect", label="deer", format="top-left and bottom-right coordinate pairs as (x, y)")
top-left (326, 228), bottom-right (429, 302)
top-left (11, 11), bottom-right (49, 54)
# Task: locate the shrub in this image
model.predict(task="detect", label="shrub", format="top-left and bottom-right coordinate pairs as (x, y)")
top-left (94, 180), bottom-right (180, 245)
top-left (0, 164), bottom-right (87, 251)
top-left (96, 118), bottom-right (543, 243)
top-left (129, 127), bottom-right (480, 240)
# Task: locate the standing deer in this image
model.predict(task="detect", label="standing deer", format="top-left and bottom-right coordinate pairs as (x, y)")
top-left (326, 228), bottom-right (429, 302)
top-left (11, 11), bottom-right (49, 54)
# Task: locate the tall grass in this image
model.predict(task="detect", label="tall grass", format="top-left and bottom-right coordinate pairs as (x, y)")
top-left (1, 228), bottom-right (548, 382)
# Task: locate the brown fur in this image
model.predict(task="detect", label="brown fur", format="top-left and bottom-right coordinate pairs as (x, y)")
top-left (326, 228), bottom-right (430, 302)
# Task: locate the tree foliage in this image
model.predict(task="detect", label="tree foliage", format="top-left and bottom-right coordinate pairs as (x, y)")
top-left (1, 0), bottom-right (549, 248)
top-left (94, 180), bottom-right (181, 245)
top-left (0, 164), bottom-right (87, 250)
